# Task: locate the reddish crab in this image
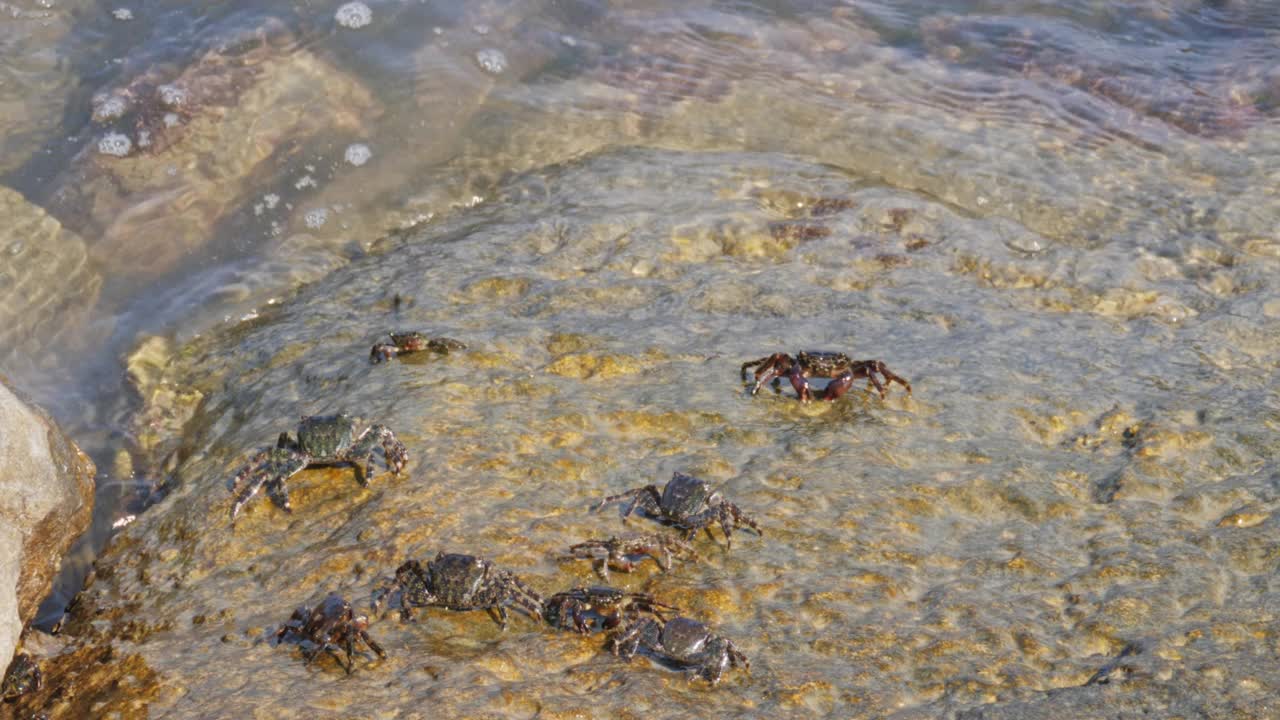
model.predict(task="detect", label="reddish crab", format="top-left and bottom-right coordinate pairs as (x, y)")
top-left (370, 332), bottom-right (465, 364)
top-left (563, 533), bottom-right (698, 580)
top-left (275, 594), bottom-right (386, 674)
top-left (741, 351), bottom-right (911, 401)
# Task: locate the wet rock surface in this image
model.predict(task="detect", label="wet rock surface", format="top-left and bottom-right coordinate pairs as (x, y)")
top-left (0, 378), bottom-right (95, 675)
top-left (56, 148), bottom-right (1279, 718)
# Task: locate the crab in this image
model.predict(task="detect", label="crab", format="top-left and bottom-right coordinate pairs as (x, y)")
top-left (563, 533), bottom-right (698, 580)
top-left (608, 616), bottom-right (748, 684)
top-left (2, 653), bottom-right (41, 701)
top-left (275, 593), bottom-right (386, 674)
top-left (375, 552), bottom-right (544, 629)
top-left (597, 472), bottom-right (761, 548)
top-left (229, 413), bottom-right (407, 522)
top-left (544, 586), bottom-right (679, 635)
top-left (370, 332), bottom-right (466, 364)
top-left (741, 351), bottom-right (911, 401)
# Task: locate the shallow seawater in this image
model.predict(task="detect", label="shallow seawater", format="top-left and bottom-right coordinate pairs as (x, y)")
top-left (1, 1), bottom-right (1278, 718)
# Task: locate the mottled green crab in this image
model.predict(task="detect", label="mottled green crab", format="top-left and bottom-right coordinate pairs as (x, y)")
top-left (229, 413), bottom-right (407, 522)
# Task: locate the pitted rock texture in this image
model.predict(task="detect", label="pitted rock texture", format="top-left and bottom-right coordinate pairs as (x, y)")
top-left (0, 377), bottom-right (95, 671)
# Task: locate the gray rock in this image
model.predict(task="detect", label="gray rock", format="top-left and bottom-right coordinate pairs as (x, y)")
top-left (0, 376), bottom-right (95, 671)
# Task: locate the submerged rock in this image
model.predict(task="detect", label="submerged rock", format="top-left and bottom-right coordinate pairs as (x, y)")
top-left (0, 377), bottom-right (95, 674)
top-left (0, 187), bottom-right (103, 379)
top-left (0, 1), bottom-right (87, 175)
top-left (46, 18), bottom-right (381, 283)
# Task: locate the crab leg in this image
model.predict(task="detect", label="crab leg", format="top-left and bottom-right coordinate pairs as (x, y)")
top-left (597, 486), bottom-right (663, 521)
top-left (343, 424), bottom-right (407, 484)
top-left (369, 343), bottom-right (400, 364)
top-left (487, 605), bottom-right (510, 629)
top-left (742, 353), bottom-right (793, 395)
top-left (229, 447), bottom-right (308, 522)
top-left (824, 371), bottom-right (855, 400)
top-left (871, 360), bottom-right (912, 395)
top-left (503, 574), bottom-right (546, 622)
top-left (358, 630), bottom-right (386, 659)
top-left (787, 364), bottom-right (816, 402)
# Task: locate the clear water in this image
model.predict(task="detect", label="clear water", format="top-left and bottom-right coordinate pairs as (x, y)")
top-left (1, 0), bottom-right (1278, 716)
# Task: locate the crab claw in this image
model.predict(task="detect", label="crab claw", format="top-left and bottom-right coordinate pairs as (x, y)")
top-left (382, 436), bottom-right (408, 474)
top-left (370, 343), bottom-right (397, 364)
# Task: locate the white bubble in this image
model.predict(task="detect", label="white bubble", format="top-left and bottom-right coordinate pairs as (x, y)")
top-left (334, 2), bottom-right (372, 29)
top-left (472, 24), bottom-right (490, 35)
top-left (304, 208), bottom-right (329, 228)
top-left (295, 175), bottom-right (317, 190)
top-left (263, 193), bottom-right (280, 209)
top-left (112, 8), bottom-right (133, 20)
top-left (163, 112), bottom-right (180, 127)
top-left (158, 84), bottom-right (186, 107)
top-left (97, 132), bottom-right (133, 157)
top-left (343, 143), bottom-right (372, 167)
top-left (136, 129), bottom-right (151, 148)
top-left (475, 48), bottom-right (507, 75)
top-left (92, 93), bottom-right (129, 122)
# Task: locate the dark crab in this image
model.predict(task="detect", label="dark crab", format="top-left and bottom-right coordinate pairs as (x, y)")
top-left (544, 586), bottom-right (679, 635)
top-left (563, 533), bottom-right (698, 580)
top-left (2, 653), bottom-right (41, 701)
top-left (370, 331), bottom-right (466, 364)
top-left (609, 616), bottom-right (748, 684)
top-left (596, 472), bottom-right (761, 548)
top-left (741, 351), bottom-right (911, 401)
top-left (275, 593), bottom-right (386, 674)
top-left (376, 552), bottom-right (544, 629)
top-left (230, 413), bottom-right (407, 522)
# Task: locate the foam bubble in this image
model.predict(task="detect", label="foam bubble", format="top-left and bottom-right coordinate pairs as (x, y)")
top-left (304, 208), bottom-right (329, 228)
top-left (344, 143), bottom-right (372, 167)
top-left (97, 132), bottom-right (133, 157)
top-left (158, 84), bottom-right (186, 107)
top-left (92, 94), bottom-right (129, 122)
top-left (335, 2), bottom-right (372, 29)
top-left (112, 8), bottom-right (133, 21)
top-left (475, 48), bottom-right (507, 75)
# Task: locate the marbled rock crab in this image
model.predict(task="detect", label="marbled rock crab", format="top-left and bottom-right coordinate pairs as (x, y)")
top-left (275, 593), bottom-right (386, 674)
top-left (376, 553), bottom-right (544, 629)
top-left (229, 413), bottom-right (407, 522)
top-left (370, 331), bottom-right (466, 364)
top-left (741, 351), bottom-right (911, 401)
top-left (2, 653), bottom-right (42, 701)
top-left (608, 616), bottom-right (748, 684)
top-left (597, 472), bottom-right (761, 547)
top-left (564, 533), bottom-right (698, 579)
top-left (544, 586), bottom-right (678, 635)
